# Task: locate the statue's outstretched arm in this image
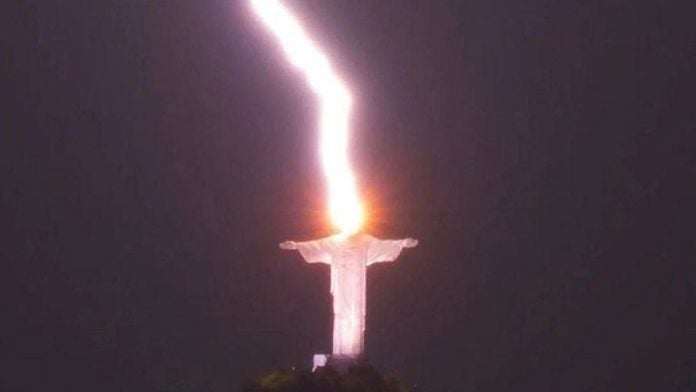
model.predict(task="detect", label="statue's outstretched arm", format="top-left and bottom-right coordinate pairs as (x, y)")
top-left (402, 238), bottom-right (419, 248)
top-left (279, 240), bottom-right (297, 250)
top-left (279, 238), bottom-right (330, 264)
top-left (367, 237), bottom-right (418, 265)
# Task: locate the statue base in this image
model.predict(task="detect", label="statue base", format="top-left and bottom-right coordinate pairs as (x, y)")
top-left (313, 354), bottom-right (361, 372)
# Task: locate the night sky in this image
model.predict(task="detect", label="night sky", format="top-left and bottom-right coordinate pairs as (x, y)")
top-left (3, 1), bottom-right (694, 391)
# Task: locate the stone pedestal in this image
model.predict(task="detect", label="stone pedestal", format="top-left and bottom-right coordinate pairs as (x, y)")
top-left (313, 353), bottom-right (361, 372)
top-left (312, 354), bottom-right (328, 371)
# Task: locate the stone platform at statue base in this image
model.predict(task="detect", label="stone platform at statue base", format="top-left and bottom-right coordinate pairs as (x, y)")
top-left (313, 354), bottom-right (362, 372)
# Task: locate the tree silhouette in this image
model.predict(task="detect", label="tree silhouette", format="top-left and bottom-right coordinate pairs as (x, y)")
top-left (243, 363), bottom-right (405, 392)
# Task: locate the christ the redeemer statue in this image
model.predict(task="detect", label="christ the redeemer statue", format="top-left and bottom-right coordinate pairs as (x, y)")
top-left (279, 233), bottom-right (418, 359)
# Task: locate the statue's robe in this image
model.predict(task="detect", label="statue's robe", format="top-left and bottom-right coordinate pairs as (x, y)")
top-left (294, 233), bottom-right (409, 357)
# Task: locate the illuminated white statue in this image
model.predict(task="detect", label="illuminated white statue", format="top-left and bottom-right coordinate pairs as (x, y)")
top-left (280, 234), bottom-right (418, 357)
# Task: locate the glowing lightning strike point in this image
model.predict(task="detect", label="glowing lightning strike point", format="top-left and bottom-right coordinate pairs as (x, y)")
top-left (251, 0), bottom-right (364, 235)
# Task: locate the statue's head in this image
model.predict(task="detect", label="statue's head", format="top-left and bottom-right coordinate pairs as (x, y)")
top-left (329, 194), bottom-right (364, 236)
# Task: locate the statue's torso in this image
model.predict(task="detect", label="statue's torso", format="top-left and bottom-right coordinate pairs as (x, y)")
top-left (326, 235), bottom-right (370, 317)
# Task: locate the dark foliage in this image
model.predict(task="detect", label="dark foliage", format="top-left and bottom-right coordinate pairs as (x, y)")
top-left (243, 364), bottom-right (404, 392)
